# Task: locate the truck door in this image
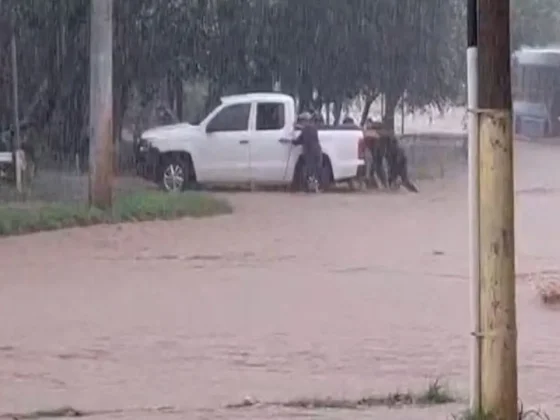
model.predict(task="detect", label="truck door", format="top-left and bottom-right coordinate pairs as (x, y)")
top-left (248, 101), bottom-right (295, 183)
top-left (198, 103), bottom-right (252, 183)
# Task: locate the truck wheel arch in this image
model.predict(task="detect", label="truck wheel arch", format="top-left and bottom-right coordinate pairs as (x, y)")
top-left (321, 153), bottom-right (334, 184)
top-left (157, 151), bottom-right (197, 185)
top-left (291, 153), bottom-right (334, 191)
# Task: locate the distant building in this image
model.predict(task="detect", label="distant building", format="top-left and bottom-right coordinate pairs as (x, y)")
top-left (512, 46), bottom-right (560, 138)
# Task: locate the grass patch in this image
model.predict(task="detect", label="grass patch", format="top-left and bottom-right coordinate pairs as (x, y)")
top-left (0, 191), bottom-right (232, 237)
top-left (226, 380), bottom-right (456, 411)
top-left (453, 403), bottom-right (550, 420)
top-left (0, 405), bottom-right (181, 419)
top-left (0, 406), bottom-right (83, 419)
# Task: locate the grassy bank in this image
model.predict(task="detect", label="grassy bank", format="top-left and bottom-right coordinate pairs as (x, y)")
top-left (0, 191), bottom-right (232, 237)
top-left (226, 380), bottom-right (458, 410)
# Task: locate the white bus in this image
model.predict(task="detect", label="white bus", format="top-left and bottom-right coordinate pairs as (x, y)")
top-left (513, 47), bottom-right (560, 139)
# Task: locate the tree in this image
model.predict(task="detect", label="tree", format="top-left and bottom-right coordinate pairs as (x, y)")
top-left (5, 0), bottom-right (555, 168)
top-left (511, 0), bottom-right (560, 49)
top-left (363, 0), bottom-right (462, 128)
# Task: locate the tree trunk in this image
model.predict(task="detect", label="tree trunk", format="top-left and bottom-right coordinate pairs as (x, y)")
top-left (205, 79), bottom-right (224, 115)
top-left (113, 81), bottom-right (129, 173)
top-left (166, 72), bottom-right (175, 111)
top-left (313, 93), bottom-right (323, 114)
top-left (382, 92), bottom-right (401, 132)
top-left (174, 76), bottom-right (183, 121)
top-left (333, 101), bottom-right (342, 126)
top-left (298, 71), bottom-right (313, 113)
top-left (360, 94), bottom-right (377, 126)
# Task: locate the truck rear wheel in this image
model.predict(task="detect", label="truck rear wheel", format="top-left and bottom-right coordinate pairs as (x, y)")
top-left (320, 156), bottom-right (334, 191)
top-left (291, 155), bottom-right (333, 192)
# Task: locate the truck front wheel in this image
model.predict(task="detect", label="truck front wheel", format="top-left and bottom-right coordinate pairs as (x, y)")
top-left (159, 155), bottom-right (190, 192)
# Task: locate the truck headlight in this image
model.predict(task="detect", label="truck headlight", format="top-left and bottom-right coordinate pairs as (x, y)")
top-left (138, 138), bottom-right (151, 153)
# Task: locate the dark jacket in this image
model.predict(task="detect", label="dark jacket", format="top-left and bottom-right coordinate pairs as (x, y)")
top-left (293, 124), bottom-right (322, 156)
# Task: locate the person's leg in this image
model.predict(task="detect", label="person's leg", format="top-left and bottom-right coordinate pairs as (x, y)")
top-left (373, 146), bottom-right (387, 188)
top-left (303, 153), bottom-right (318, 193)
top-left (364, 146), bottom-right (378, 189)
top-left (386, 151), bottom-right (399, 188)
top-left (310, 153), bottom-right (322, 192)
top-left (388, 166), bottom-right (398, 188)
top-left (316, 153), bottom-right (324, 182)
top-left (303, 154), bottom-right (311, 192)
top-left (398, 153), bottom-right (418, 193)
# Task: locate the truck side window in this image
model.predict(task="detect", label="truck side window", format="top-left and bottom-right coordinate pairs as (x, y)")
top-left (208, 104), bottom-right (251, 132)
top-left (256, 103), bottom-right (285, 131)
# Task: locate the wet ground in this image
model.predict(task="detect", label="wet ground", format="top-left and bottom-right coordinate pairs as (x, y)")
top-left (0, 141), bottom-right (559, 419)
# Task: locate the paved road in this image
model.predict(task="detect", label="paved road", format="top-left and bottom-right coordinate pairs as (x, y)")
top-left (0, 141), bottom-right (559, 419)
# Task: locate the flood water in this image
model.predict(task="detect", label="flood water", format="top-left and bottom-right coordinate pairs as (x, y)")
top-left (1, 141), bottom-right (560, 419)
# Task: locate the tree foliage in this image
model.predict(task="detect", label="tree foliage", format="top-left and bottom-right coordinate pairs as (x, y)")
top-left (0, 0), bottom-right (558, 162)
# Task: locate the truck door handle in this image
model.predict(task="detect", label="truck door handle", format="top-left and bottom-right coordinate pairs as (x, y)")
top-left (279, 138), bottom-right (291, 144)
top-left (239, 140), bottom-right (249, 145)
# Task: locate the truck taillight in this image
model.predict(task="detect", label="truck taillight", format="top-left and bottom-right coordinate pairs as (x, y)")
top-left (358, 137), bottom-right (366, 159)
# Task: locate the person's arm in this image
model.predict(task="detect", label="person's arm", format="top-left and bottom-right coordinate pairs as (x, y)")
top-left (292, 130), bottom-right (304, 146)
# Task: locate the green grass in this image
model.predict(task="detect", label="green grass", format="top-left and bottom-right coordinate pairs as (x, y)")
top-left (0, 191), bottom-right (232, 237)
top-left (226, 380), bottom-right (457, 410)
top-left (453, 403), bottom-right (551, 420)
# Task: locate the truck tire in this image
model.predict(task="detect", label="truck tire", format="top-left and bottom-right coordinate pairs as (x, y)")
top-left (291, 155), bottom-right (333, 192)
top-left (319, 156), bottom-right (334, 191)
top-left (159, 155), bottom-right (190, 192)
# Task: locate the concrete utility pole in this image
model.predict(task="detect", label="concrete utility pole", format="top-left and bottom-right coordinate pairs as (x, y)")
top-left (466, 0), bottom-right (480, 412)
top-left (89, 0), bottom-right (114, 209)
top-left (478, 0), bottom-right (518, 419)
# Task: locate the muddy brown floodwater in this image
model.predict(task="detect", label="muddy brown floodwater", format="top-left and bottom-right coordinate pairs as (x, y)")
top-left (1, 141), bottom-right (560, 420)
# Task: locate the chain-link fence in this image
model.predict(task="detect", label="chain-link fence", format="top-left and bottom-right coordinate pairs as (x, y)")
top-left (401, 133), bottom-right (467, 181)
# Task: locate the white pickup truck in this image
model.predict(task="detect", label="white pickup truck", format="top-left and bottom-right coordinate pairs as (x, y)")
top-left (136, 92), bottom-right (364, 191)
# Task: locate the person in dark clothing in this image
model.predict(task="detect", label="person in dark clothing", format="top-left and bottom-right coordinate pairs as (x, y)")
top-left (312, 111), bottom-right (325, 125)
top-left (385, 135), bottom-right (418, 193)
top-left (292, 112), bottom-right (323, 192)
top-left (363, 119), bottom-right (388, 189)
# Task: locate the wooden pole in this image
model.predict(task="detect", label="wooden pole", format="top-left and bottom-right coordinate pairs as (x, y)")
top-left (89, 0), bottom-right (114, 209)
top-left (478, 0), bottom-right (518, 419)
